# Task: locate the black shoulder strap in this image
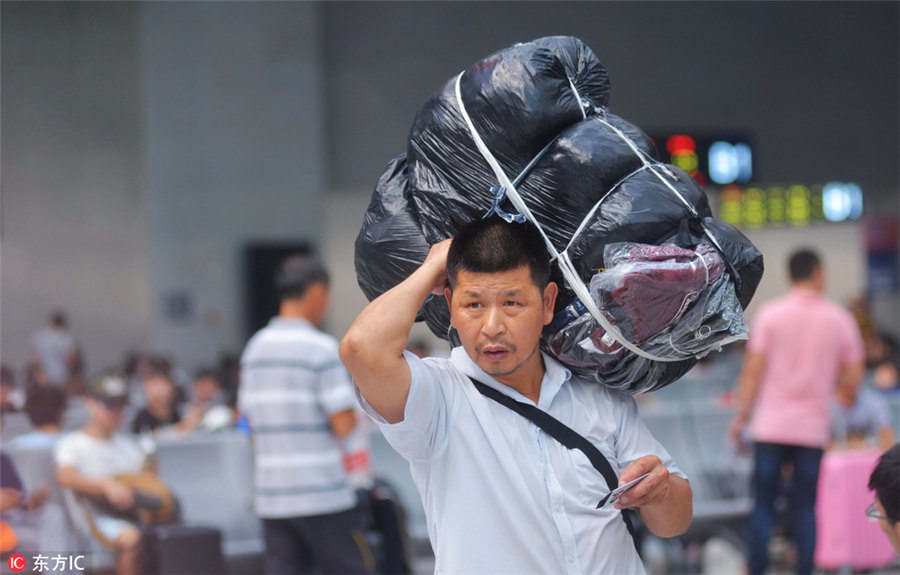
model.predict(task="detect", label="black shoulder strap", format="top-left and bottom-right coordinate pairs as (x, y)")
top-left (468, 377), bottom-right (637, 540)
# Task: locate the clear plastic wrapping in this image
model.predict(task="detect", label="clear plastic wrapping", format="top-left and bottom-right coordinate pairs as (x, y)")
top-left (545, 242), bottom-right (749, 393)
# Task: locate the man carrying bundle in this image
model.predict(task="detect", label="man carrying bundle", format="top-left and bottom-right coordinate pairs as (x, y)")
top-left (341, 216), bottom-right (692, 573)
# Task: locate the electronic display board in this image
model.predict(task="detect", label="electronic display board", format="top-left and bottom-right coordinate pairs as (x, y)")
top-left (716, 182), bottom-right (863, 228)
top-left (650, 133), bottom-right (754, 187)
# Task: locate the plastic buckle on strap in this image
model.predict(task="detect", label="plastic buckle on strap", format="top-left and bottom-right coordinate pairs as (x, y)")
top-left (484, 186), bottom-right (527, 223)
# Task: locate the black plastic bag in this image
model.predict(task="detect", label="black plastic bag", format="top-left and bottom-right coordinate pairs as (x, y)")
top-left (353, 35), bottom-right (764, 393)
top-left (407, 35), bottom-right (610, 228)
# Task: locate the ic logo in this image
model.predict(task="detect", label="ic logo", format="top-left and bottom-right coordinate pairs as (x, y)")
top-left (7, 554), bottom-right (26, 572)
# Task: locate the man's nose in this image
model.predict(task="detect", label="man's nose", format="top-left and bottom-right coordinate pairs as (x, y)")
top-left (482, 306), bottom-right (506, 337)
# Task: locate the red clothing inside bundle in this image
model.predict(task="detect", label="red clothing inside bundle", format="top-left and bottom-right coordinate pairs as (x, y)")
top-left (602, 244), bottom-right (724, 342)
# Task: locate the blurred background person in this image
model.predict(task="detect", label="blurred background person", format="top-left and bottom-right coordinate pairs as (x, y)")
top-left (1, 449), bottom-right (75, 561)
top-left (9, 386), bottom-right (67, 449)
top-left (217, 352), bottom-right (241, 405)
top-left (867, 442), bottom-right (900, 553)
top-left (25, 363), bottom-right (50, 389)
top-left (850, 295), bottom-right (900, 395)
top-left (130, 370), bottom-right (182, 436)
top-left (729, 248), bottom-right (865, 575)
top-left (239, 254), bottom-right (372, 575)
top-left (831, 384), bottom-right (896, 452)
top-left (55, 370), bottom-right (150, 575)
top-left (28, 310), bottom-right (78, 389)
top-left (179, 368), bottom-right (234, 433)
top-left (1, 363), bottom-right (22, 413)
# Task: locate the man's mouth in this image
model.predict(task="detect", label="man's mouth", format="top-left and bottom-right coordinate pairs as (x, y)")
top-left (481, 347), bottom-right (509, 361)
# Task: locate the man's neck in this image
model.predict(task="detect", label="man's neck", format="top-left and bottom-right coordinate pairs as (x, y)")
top-left (792, 282), bottom-right (820, 294)
top-left (83, 422), bottom-right (112, 440)
top-left (36, 424), bottom-right (61, 434)
top-left (511, 378), bottom-right (543, 405)
top-left (495, 350), bottom-right (546, 405)
top-left (279, 300), bottom-right (314, 323)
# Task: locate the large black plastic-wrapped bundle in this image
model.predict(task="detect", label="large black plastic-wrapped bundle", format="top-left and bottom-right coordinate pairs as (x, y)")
top-left (354, 36), bottom-right (763, 393)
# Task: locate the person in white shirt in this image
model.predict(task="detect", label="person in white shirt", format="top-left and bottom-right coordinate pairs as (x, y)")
top-left (341, 216), bottom-right (693, 574)
top-left (55, 371), bottom-right (150, 575)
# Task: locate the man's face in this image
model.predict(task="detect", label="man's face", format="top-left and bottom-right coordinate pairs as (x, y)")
top-left (88, 397), bottom-right (127, 432)
top-left (875, 499), bottom-right (900, 553)
top-left (306, 282), bottom-right (330, 326)
top-left (445, 265), bottom-right (557, 386)
top-left (192, 376), bottom-right (223, 404)
top-left (144, 375), bottom-right (174, 407)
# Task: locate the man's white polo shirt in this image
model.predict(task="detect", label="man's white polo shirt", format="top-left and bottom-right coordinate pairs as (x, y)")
top-left (358, 347), bottom-right (686, 575)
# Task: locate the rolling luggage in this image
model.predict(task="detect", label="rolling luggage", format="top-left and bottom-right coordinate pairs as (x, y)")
top-left (142, 524), bottom-right (225, 575)
top-left (814, 449), bottom-right (895, 571)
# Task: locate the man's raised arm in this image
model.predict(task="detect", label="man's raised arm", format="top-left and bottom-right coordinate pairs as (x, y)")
top-left (340, 239), bottom-right (452, 424)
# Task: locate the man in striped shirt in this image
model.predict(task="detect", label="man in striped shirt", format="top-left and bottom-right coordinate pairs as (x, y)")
top-left (239, 255), bottom-right (373, 575)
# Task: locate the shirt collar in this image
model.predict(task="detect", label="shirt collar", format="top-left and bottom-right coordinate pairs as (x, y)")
top-left (450, 346), bottom-right (572, 409)
top-left (269, 316), bottom-right (313, 328)
top-left (788, 287), bottom-right (822, 300)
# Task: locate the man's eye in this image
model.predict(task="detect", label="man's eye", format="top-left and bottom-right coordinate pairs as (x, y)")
top-left (505, 300), bottom-right (521, 307)
top-left (466, 302), bottom-right (482, 309)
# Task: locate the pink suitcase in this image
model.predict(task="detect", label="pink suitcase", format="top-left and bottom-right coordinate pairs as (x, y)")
top-left (814, 449), bottom-right (896, 570)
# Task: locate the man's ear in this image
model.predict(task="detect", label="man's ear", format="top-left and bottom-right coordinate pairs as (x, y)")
top-left (444, 286), bottom-right (455, 327)
top-left (542, 282), bottom-right (558, 325)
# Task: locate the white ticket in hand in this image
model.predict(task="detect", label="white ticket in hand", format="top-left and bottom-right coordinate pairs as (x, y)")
top-left (597, 472), bottom-right (650, 509)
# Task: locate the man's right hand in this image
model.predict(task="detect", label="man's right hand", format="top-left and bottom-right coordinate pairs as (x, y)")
top-left (101, 479), bottom-right (134, 511)
top-left (423, 238), bottom-right (453, 295)
top-left (341, 237), bottom-right (454, 424)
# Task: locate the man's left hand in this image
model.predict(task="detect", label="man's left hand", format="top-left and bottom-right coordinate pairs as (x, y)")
top-left (613, 455), bottom-right (670, 510)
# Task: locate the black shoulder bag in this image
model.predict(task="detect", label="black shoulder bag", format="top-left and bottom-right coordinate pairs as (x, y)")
top-left (468, 377), bottom-right (637, 541)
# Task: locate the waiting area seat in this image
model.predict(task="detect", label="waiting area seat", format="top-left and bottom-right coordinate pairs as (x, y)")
top-left (154, 430), bottom-right (263, 558)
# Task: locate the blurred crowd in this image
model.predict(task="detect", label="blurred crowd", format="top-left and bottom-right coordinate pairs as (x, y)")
top-left (1, 283), bottom-right (897, 575)
top-left (1, 311), bottom-right (242, 438)
top-left (1, 303), bottom-right (424, 575)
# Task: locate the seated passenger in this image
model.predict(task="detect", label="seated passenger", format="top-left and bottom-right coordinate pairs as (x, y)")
top-left (9, 385), bottom-right (67, 449)
top-left (179, 368), bottom-right (233, 433)
top-left (55, 370), bottom-right (153, 575)
top-left (1, 450), bottom-right (75, 558)
top-left (831, 385), bottom-right (896, 451)
top-left (130, 371), bottom-right (181, 436)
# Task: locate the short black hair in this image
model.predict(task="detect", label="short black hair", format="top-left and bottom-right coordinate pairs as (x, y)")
top-left (869, 442), bottom-right (900, 524)
top-left (275, 255), bottom-right (329, 300)
top-left (24, 385), bottom-right (67, 427)
top-left (447, 216), bottom-right (551, 290)
top-left (788, 248), bottom-right (821, 282)
top-left (50, 310), bottom-right (68, 328)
